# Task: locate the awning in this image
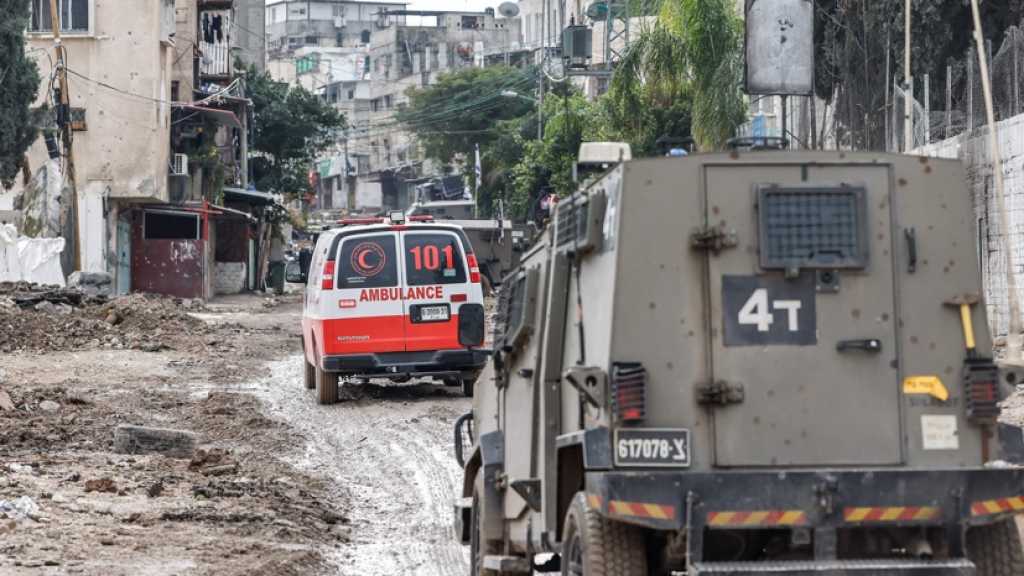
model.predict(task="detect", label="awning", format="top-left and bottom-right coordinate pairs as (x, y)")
top-left (223, 187), bottom-right (277, 206)
top-left (174, 104), bottom-right (241, 129)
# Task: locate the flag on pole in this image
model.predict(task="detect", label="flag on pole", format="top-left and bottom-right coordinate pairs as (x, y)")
top-left (474, 143), bottom-right (482, 202)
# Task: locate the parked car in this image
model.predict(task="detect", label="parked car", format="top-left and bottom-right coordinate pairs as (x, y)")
top-left (288, 212), bottom-right (488, 403)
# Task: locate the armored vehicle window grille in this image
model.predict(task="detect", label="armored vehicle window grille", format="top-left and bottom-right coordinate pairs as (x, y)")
top-left (555, 199), bottom-right (585, 248)
top-left (758, 185), bottom-right (868, 269)
top-left (505, 274), bottom-right (527, 345)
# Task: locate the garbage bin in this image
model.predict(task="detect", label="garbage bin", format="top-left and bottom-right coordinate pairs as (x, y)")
top-left (268, 261), bottom-right (285, 295)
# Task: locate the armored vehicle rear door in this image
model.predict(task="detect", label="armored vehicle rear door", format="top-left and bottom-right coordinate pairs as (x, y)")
top-left (704, 163), bottom-right (901, 466)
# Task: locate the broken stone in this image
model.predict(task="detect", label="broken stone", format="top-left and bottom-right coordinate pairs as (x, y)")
top-left (104, 311), bottom-right (122, 325)
top-left (38, 400), bottom-right (60, 413)
top-left (34, 301), bottom-right (55, 313)
top-left (84, 478), bottom-right (117, 494)
top-left (113, 424), bottom-right (197, 459)
top-left (0, 388), bottom-right (15, 411)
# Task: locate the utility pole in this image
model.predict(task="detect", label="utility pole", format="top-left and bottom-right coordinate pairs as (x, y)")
top-left (49, 0), bottom-right (81, 272)
top-left (903, 0), bottom-right (912, 152)
top-left (538, 0), bottom-right (547, 140)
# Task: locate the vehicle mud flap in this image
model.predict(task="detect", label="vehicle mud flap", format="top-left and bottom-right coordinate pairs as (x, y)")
top-left (459, 303), bottom-right (486, 347)
top-left (479, 430), bottom-right (505, 541)
top-left (997, 423), bottom-right (1024, 464)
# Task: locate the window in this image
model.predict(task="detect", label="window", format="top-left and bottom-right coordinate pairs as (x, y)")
top-left (337, 235), bottom-right (398, 288)
top-left (347, 89), bottom-right (355, 99)
top-left (404, 234), bottom-right (466, 286)
top-left (30, 0), bottom-right (89, 33)
top-left (333, 5), bottom-right (346, 17)
top-left (144, 212), bottom-right (199, 240)
top-left (171, 81), bottom-right (180, 102)
top-left (360, 29), bottom-right (371, 44)
top-left (757, 185), bottom-right (869, 270)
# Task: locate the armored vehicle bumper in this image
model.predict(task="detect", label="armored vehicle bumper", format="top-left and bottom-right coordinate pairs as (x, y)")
top-left (323, 349), bottom-right (488, 378)
top-left (585, 467), bottom-right (1023, 572)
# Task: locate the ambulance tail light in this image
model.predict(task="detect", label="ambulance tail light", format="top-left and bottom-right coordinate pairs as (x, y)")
top-left (321, 260), bottom-right (336, 290)
top-left (408, 215), bottom-right (435, 222)
top-left (467, 253), bottom-right (481, 284)
top-left (611, 362), bottom-right (647, 423)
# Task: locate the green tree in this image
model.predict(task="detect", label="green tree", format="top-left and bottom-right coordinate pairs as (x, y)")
top-left (240, 65), bottom-right (345, 198)
top-left (610, 0), bottom-right (744, 151)
top-left (0, 0), bottom-right (46, 189)
top-left (396, 65), bottom-right (536, 165)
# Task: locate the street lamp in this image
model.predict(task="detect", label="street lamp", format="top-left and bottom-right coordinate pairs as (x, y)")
top-left (500, 90), bottom-right (537, 102)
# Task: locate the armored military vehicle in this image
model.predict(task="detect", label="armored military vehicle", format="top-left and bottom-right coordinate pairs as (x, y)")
top-left (453, 149), bottom-right (1024, 575)
top-left (406, 198), bottom-right (526, 288)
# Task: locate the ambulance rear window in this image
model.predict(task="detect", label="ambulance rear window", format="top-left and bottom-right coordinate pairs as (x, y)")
top-left (336, 234), bottom-right (398, 288)
top-left (404, 233), bottom-right (467, 286)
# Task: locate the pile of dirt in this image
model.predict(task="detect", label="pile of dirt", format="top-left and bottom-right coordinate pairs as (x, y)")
top-left (0, 283), bottom-right (211, 353)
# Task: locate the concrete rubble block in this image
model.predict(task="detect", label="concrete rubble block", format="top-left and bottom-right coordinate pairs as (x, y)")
top-left (113, 424), bottom-right (197, 459)
top-left (68, 271), bottom-right (113, 296)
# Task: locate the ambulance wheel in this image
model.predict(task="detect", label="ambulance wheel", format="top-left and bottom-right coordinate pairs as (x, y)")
top-left (302, 340), bottom-right (315, 390)
top-left (967, 518), bottom-right (1024, 576)
top-left (315, 363), bottom-right (339, 405)
top-left (561, 492), bottom-right (647, 576)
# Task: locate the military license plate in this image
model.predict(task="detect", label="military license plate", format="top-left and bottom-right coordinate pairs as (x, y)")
top-left (419, 305), bottom-right (449, 321)
top-left (614, 428), bottom-right (690, 468)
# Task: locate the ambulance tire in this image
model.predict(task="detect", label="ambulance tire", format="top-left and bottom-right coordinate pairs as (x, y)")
top-left (561, 492), bottom-right (647, 576)
top-left (315, 363), bottom-right (339, 405)
top-left (302, 339), bottom-right (315, 390)
top-left (967, 518), bottom-right (1024, 576)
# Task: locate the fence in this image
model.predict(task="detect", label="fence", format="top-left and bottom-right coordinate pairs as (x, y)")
top-left (903, 22), bottom-right (1024, 151)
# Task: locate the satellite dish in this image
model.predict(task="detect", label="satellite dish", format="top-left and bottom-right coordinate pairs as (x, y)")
top-left (498, 1), bottom-right (520, 18)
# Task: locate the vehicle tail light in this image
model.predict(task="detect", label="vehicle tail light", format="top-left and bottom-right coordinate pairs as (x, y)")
top-left (611, 362), bottom-right (647, 423)
top-left (321, 260), bottom-right (336, 290)
top-left (450, 293), bottom-right (468, 303)
top-left (408, 215), bottom-right (434, 222)
top-left (467, 253), bottom-right (481, 284)
top-left (964, 358), bottom-right (1001, 423)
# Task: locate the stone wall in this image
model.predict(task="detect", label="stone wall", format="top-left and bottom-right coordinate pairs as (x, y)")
top-left (214, 262), bottom-right (247, 295)
top-left (917, 113), bottom-right (1024, 337)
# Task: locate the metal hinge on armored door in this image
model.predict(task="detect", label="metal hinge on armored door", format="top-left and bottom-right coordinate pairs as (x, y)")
top-left (690, 226), bottom-right (738, 253)
top-left (697, 380), bottom-right (745, 406)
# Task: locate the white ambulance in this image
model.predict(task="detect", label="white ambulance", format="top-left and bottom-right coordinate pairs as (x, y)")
top-left (292, 212), bottom-right (488, 404)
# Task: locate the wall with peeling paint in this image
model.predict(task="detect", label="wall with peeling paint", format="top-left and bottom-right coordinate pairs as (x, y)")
top-left (917, 113), bottom-right (1024, 338)
top-left (131, 210), bottom-right (205, 299)
top-left (2, 0), bottom-right (177, 282)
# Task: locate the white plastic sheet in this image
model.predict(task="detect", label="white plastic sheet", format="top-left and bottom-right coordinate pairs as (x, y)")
top-left (0, 224), bottom-right (66, 286)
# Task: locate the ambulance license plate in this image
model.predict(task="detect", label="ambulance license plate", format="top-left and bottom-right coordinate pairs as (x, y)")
top-left (614, 428), bottom-right (690, 468)
top-left (418, 305), bottom-right (449, 322)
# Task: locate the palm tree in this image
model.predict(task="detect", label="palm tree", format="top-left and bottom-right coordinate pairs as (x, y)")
top-left (608, 0), bottom-right (747, 151)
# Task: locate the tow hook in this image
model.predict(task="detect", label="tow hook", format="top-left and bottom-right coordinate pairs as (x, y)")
top-left (815, 476), bottom-right (839, 516)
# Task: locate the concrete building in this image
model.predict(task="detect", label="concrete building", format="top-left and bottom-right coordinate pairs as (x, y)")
top-left (1, 0), bottom-right (178, 282)
top-left (233, 0), bottom-right (265, 71)
top-left (273, 4), bottom-right (523, 216)
top-left (0, 0), bottom-right (271, 299)
top-left (265, 0), bottom-right (408, 55)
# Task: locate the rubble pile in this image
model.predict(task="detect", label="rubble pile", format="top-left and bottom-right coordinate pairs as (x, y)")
top-left (0, 282), bottom-right (211, 353)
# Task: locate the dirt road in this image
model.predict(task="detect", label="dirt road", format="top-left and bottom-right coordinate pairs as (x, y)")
top-left (255, 358), bottom-right (471, 575)
top-left (0, 288), bottom-right (474, 575)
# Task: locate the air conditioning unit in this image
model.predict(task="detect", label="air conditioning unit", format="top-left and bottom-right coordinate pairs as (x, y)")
top-left (171, 153), bottom-right (188, 175)
top-left (334, 16), bottom-right (346, 28)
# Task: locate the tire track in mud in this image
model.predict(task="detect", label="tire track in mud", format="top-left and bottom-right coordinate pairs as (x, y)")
top-left (254, 356), bottom-right (470, 576)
